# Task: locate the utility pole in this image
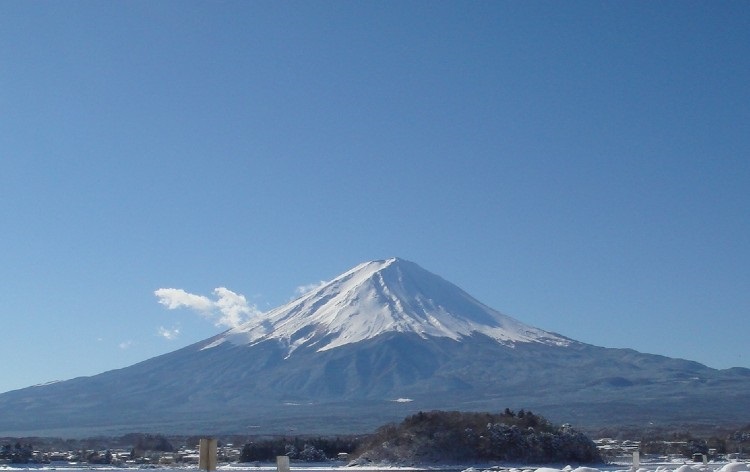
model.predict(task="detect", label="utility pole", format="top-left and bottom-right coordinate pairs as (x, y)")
top-left (199, 438), bottom-right (217, 471)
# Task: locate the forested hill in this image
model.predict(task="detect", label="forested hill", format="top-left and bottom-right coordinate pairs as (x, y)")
top-left (354, 410), bottom-right (602, 464)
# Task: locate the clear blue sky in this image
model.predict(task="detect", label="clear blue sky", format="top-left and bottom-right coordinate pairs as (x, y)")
top-left (1, 1), bottom-right (748, 394)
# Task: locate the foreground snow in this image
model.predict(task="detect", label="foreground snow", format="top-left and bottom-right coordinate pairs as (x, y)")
top-left (2, 459), bottom-right (749, 472)
top-left (460, 461), bottom-right (750, 472)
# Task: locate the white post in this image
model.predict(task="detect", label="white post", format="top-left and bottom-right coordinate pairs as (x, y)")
top-left (199, 438), bottom-right (218, 471)
top-left (277, 455), bottom-right (290, 472)
top-left (632, 451), bottom-right (640, 470)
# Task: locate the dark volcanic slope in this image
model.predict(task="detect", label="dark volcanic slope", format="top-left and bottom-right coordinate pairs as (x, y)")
top-left (2, 332), bottom-right (749, 437)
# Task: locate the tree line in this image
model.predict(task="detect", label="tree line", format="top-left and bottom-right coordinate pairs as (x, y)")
top-left (239, 436), bottom-right (358, 462)
top-left (353, 409), bottom-right (602, 464)
top-left (0, 442), bottom-right (34, 463)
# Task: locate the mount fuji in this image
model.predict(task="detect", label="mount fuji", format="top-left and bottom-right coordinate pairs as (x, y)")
top-left (1, 257), bottom-right (749, 437)
top-left (208, 258), bottom-right (571, 354)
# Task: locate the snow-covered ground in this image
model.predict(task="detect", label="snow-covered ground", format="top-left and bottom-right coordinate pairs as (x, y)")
top-left (463, 462), bottom-right (750, 472)
top-left (2, 460), bottom-right (749, 472)
top-left (468, 461), bottom-right (748, 472)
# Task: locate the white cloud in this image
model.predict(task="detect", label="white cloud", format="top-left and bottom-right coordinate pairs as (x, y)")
top-left (158, 326), bottom-right (181, 340)
top-left (119, 340), bottom-right (133, 350)
top-left (213, 287), bottom-right (259, 328)
top-left (154, 286), bottom-right (261, 329)
top-left (295, 280), bottom-right (327, 297)
top-left (154, 288), bottom-right (213, 313)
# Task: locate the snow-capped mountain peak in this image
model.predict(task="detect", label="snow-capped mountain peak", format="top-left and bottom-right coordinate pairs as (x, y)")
top-left (205, 258), bottom-right (571, 354)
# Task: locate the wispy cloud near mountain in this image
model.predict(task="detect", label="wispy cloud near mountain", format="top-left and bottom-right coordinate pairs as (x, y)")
top-left (157, 325), bottom-right (181, 340)
top-left (154, 287), bottom-right (261, 329)
top-left (294, 281), bottom-right (328, 297)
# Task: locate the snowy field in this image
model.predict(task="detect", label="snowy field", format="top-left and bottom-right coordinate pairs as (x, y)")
top-left (1, 460), bottom-right (749, 472)
top-left (461, 461), bottom-right (750, 472)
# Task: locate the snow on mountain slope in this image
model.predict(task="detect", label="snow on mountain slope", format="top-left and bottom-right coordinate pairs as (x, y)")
top-left (203, 258), bottom-right (571, 354)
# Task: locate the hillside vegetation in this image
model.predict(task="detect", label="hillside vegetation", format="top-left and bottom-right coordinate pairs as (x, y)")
top-left (354, 410), bottom-right (602, 464)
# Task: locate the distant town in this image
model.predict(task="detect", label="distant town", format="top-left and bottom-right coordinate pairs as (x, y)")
top-left (1, 429), bottom-right (748, 467)
top-left (1, 437), bottom-right (242, 466)
top-left (0, 433), bottom-right (355, 467)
